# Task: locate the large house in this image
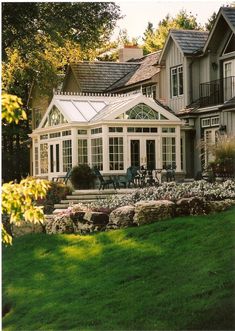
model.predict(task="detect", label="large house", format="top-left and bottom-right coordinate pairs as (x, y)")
top-left (30, 6), bottom-right (235, 181)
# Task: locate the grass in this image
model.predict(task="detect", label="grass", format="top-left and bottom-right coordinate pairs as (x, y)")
top-left (2, 207), bottom-right (235, 331)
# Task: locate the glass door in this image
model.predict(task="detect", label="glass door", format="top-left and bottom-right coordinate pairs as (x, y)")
top-left (129, 138), bottom-right (156, 169)
top-left (223, 60), bottom-right (235, 101)
top-left (49, 142), bottom-right (60, 176)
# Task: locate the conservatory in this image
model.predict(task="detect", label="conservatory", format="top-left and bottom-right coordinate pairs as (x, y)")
top-left (30, 92), bottom-right (183, 181)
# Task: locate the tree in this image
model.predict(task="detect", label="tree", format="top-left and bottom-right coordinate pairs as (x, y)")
top-left (1, 94), bottom-right (51, 245)
top-left (143, 10), bottom-right (200, 53)
top-left (205, 12), bottom-right (217, 31)
top-left (2, 2), bottom-right (122, 182)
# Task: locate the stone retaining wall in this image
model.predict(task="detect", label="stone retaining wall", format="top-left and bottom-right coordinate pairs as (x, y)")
top-left (6, 198), bottom-right (235, 237)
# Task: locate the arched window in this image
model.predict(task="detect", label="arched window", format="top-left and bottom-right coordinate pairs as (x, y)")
top-left (117, 103), bottom-right (159, 120)
top-left (48, 106), bottom-right (67, 126)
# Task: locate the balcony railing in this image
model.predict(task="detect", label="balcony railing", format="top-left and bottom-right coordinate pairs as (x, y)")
top-left (199, 76), bottom-right (235, 108)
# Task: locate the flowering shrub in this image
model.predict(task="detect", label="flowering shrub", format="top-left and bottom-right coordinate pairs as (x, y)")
top-left (66, 180), bottom-right (235, 216)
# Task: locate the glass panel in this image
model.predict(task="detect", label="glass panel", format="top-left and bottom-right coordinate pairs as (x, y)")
top-left (178, 67), bottom-right (184, 95)
top-left (109, 137), bottom-right (124, 170)
top-left (91, 138), bottom-right (103, 170)
top-left (162, 137), bottom-right (176, 168)
top-left (35, 147), bottom-right (39, 175)
top-left (56, 144), bottom-right (60, 172)
top-left (62, 140), bottom-right (72, 172)
top-left (78, 139), bottom-right (88, 165)
top-left (171, 68), bottom-right (178, 97)
top-left (50, 145), bottom-right (54, 173)
top-left (125, 103), bottom-right (158, 120)
top-left (146, 140), bottom-right (155, 170)
top-left (131, 140), bottom-right (140, 167)
top-left (40, 143), bottom-right (48, 174)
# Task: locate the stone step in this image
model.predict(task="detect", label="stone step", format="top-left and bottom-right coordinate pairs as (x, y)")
top-left (66, 195), bottom-right (108, 200)
top-left (60, 199), bottom-right (97, 204)
top-left (53, 209), bottom-right (68, 214)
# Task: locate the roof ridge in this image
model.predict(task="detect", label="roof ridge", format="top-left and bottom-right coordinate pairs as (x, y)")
top-left (170, 29), bottom-right (209, 33)
top-left (70, 61), bottom-right (140, 66)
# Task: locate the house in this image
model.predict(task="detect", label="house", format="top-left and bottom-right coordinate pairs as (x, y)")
top-left (159, 7), bottom-right (235, 176)
top-left (30, 6), bottom-right (235, 182)
top-left (30, 93), bottom-right (182, 181)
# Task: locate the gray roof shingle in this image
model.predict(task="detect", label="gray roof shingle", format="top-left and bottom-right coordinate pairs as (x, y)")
top-left (69, 62), bottom-right (139, 93)
top-left (222, 7), bottom-right (235, 30)
top-left (171, 30), bottom-right (209, 54)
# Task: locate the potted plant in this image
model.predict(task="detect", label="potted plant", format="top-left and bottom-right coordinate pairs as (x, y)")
top-left (70, 164), bottom-right (96, 189)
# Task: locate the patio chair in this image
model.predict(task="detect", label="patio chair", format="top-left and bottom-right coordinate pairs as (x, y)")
top-left (164, 164), bottom-right (176, 182)
top-left (52, 168), bottom-right (72, 185)
top-left (116, 166), bottom-right (136, 188)
top-left (93, 166), bottom-right (116, 190)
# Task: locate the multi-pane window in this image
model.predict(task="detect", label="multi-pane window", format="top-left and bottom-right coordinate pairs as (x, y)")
top-left (123, 103), bottom-right (159, 119)
top-left (109, 127), bottom-right (123, 133)
top-left (91, 128), bottom-right (102, 134)
top-left (35, 146), bottom-right (39, 175)
top-left (78, 139), bottom-right (88, 165)
top-left (204, 129), bottom-right (218, 167)
top-left (162, 137), bottom-right (176, 168)
top-left (62, 130), bottom-right (71, 136)
top-left (109, 137), bottom-right (124, 170)
top-left (142, 85), bottom-right (157, 98)
top-left (40, 143), bottom-right (48, 174)
top-left (62, 140), bottom-right (72, 172)
top-left (49, 132), bottom-right (61, 138)
top-left (171, 66), bottom-right (183, 97)
top-left (162, 127), bottom-right (175, 133)
top-left (127, 127), bottom-right (158, 133)
top-left (91, 138), bottom-right (103, 170)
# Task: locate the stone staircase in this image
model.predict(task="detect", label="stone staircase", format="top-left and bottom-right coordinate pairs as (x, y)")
top-left (53, 188), bottom-right (134, 214)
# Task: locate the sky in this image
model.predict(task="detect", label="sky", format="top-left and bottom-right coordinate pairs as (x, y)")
top-left (112, 0), bottom-right (230, 41)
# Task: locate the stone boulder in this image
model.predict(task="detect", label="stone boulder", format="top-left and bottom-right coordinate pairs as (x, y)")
top-left (45, 214), bottom-right (74, 235)
top-left (206, 199), bottom-right (235, 213)
top-left (133, 200), bottom-right (175, 226)
top-left (176, 197), bottom-right (209, 216)
top-left (107, 205), bottom-right (135, 230)
top-left (12, 220), bottom-right (44, 237)
top-left (83, 211), bottom-right (109, 232)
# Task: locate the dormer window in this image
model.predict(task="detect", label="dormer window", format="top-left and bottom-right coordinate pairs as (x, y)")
top-left (171, 65), bottom-right (183, 97)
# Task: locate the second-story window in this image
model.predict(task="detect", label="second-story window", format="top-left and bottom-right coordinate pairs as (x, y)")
top-left (171, 66), bottom-right (183, 97)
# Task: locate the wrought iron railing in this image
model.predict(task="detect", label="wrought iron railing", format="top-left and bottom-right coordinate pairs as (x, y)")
top-left (199, 76), bottom-right (235, 107)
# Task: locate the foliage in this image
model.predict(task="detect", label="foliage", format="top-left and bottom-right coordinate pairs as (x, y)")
top-left (3, 207), bottom-right (235, 330)
top-left (2, 177), bottom-right (50, 245)
top-left (68, 180), bottom-right (235, 214)
top-left (70, 165), bottom-right (96, 189)
top-left (205, 11), bottom-right (217, 31)
top-left (1, 93), bottom-right (27, 124)
top-left (2, 2), bottom-right (122, 59)
top-left (38, 181), bottom-right (72, 214)
top-left (2, 2), bottom-right (121, 181)
top-left (143, 10), bottom-right (201, 54)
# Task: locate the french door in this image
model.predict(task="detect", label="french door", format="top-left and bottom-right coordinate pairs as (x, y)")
top-left (129, 138), bottom-right (156, 169)
top-left (49, 142), bottom-right (60, 176)
top-left (223, 60), bottom-right (235, 101)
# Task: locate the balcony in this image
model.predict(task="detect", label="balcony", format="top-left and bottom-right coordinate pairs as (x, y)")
top-left (199, 76), bottom-right (235, 108)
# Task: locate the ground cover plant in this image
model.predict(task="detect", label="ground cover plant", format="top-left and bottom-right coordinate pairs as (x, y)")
top-left (2, 206), bottom-right (235, 330)
top-left (69, 179), bottom-right (235, 214)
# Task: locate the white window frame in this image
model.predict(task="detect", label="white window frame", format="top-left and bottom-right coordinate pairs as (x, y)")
top-left (170, 65), bottom-right (184, 98)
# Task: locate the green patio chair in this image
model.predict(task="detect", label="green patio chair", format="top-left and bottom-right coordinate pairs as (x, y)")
top-left (93, 166), bottom-right (116, 190)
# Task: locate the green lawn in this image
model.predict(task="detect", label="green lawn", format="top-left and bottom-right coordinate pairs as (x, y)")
top-left (2, 207), bottom-right (235, 331)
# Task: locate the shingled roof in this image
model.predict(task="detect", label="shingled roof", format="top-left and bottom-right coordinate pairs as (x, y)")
top-left (222, 7), bottom-right (235, 31)
top-left (170, 30), bottom-right (209, 55)
top-left (107, 51), bottom-right (161, 92)
top-left (69, 62), bottom-right (139, 93)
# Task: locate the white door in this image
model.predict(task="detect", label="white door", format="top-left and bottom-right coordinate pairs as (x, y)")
top-left (223, 60), bottom-right (235, 101)
top-left (129, 138), bottom-right (157, 169)
top-left (49, 142), bottom-right (60, 178)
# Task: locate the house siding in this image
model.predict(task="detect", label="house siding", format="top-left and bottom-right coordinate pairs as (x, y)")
top-left (166, 42), bottom-right (186, 112)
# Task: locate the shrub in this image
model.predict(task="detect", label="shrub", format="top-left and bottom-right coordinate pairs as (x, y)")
top-left (70, 164), bottom-right (96, 189)
top-left (38, 181), bottom-right (72, 214)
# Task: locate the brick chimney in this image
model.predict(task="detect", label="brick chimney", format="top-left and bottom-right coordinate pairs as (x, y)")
top-left (119, 45), bottom-right (143, 62)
